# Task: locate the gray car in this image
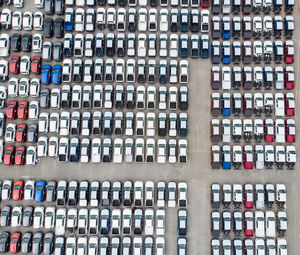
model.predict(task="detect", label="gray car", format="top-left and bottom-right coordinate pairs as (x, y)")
top-left (32, 232), bottom-right (43, 255)
top-left (23, 206), bottom-right (33, 227)
top-left (0, 206), bottom-right (11, 227)
top-left (0, 232), bottom-right (10, 253)
top-left (53, 42), bottom-right (63, 62)
top-left (27, 124), bottom-right (38, 143)
top-left (46, 181), bottom-right (56, 203)
top-left (40, 88), bottom-right (50, 108)
top-left (21, 232), bottom-right (32, 254)
top-left (43, 232), bottom-right (54, 255)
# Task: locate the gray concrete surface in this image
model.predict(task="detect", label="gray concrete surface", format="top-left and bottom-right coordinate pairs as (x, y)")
top-left (1, 1), bottom-right (300, 255)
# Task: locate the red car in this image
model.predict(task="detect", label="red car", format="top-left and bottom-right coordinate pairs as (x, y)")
top-left (31, 56), bottom-right (42, 75)
top-left (201, 0), bottom-right (210, 7)
top-left (243, 184), bottom-right (253, 209)
top-left (264, 119), bottom-right (274, 143)
top-left (243, 211), bottom-right (254, 237)
top-left (284, 41), bottom-right (294, 64)
top-left (13, 180), bottom-right (24, 200)
top-left (17, 101), bottom-right (28, 120)
top-left (285, 93), bottom-right (295, 116)
top-left (6, 101), bottom-right (18, 120)
top-left (16, 124), bottom-right (27, 143)
top-left (243, 145), bottom-right (253, 169)
top-left (284, 66), bottom-right (294, 89)
top-left (286, 119), bottom-right (295, 143)
top-left (9, 56), bottom-right (20, 74)
top-left (10, 232), bottom-right (21, 254)
top-left (4, 146), bottom-right (15, 165)
top-left (242, 0), bottom-right (252, 14)
top-left (15, 146), bottom-right (26, 166)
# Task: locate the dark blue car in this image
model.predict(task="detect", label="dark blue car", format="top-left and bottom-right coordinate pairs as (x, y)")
top-left (64, 9), bottom-right (74, 31)
top-left (41, 65), bottom-right (51, 85)
top-left (52, 65), bottom-right (62, 85)
top-left (35, 180), bottom-right (46, 202)
top-left (179, 35), bottom-right (189, 58)
top-left (180, 10), bottom-right (189, 32)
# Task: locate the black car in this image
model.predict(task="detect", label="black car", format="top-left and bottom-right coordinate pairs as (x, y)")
top-left (44, 18), bottom-right (54, 38)
top-left (27, 124), bottom-right (38, 143)
top-left (11, 33), bottom-right (22, 52)
top-left (53, 42), bottom-right (63, 62)
top-left (190, 11), bottom-right (200, 33)
top-left (54, 18), bottom-right (64, 38)
top-left (106, 34), bottom-right (115, 57)
top-left (118, 0), bottom-right (126, 5)
top-left (0, 232), bottom-right (10, 253)
top-left (170, 11), bottom-right (179, 32)
top-left (40, 88), bottom-right (50, 108)
top-left (150, 0), bottom-right (157, 5)
top-left (21, 232), bottom-right (32, 254)
top-left (21, 34), bottom-right (32, 52)
top-left (54, 0), bottom-right (64, 15)
top-left (45, 0), bottom-right (54, 15)
top-left (98, 0), bottom-right (106, 5)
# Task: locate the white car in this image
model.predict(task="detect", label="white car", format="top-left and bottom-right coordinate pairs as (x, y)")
top-left (0, 9), bottom-right (12, 30)
top-left (23, 11), bottom-right (33, 30)
top-left (178, 182), bottom-right (187, 207)
top-left (255, 210), bottom-right (265, 237)
top-left (157, 139), bottom-right (167, 163)
top-left (67, 208), bottom-right (77, 232)
top-left (29, 101), bottom-right (39, 120)
top-left (33, 12), bottom-right (44, 30)
top-left (146, 113), bottom-right (155, 137)
top-left (122, 208), bottom-right (132, 234)
top-left (113, 138), bottom-right (123, 163)
top-left (156, 209), bottom-right (165, 235)
top-left (138, 34), bottom-right (147, 57)
top-left (14, 0), bottom-right (24, 7)
top-left (12, 11), bottom-right (22, 30)
top-left (5, 123), bottom-right (16, 143)
top-left (156, 237), bottom-right (165, 255)
top-left (49, 113), bottom-right (60, 133)
top-left (134, 181), bottom-right (144, 206)
top-left (0, 34), bottom-right (10, 57)
top-left (8, 78), bottom-right (19, 97)
top-left (138, 8), bottom-right (147, 31)
top-left (275, 93), bottom-right (285, 116)
top-left (60, 111), bottom-right (70, 136)
top-left (55, 208), bottom-right (66, 235)
top-left (179, 60), bottom-right (189, 84)
top-left (11, 206), bottom-right (22, 227)
top-left (37, 136), bottom-right (48, 157)
top-left (145, 209), bottom-right (154, 235)
top-left (75, 8), bottom-right (85, 32)
top-left (45, 206), bottom-right (56, 229)
top-left (265, 210), bottom-right (275, 237)
top-left (170, 34), bottom-right (179, 58)
top-left (48, 136), bottom-right (58, 158)
top-left (111, 209), bottom-right (121, 235)
top-left (136, 112), bottom-right (145, 136)
top-left (26, 146), bottom-right (37, 165)
top-left (160, 9), bottom-right (168, 32)
top-left (148, 9), bottom-right (157, 31)
top-left (33, 206), bottom-right (44, 229)
top-left (255, 184), bottom-right (264, 209)
top-left (32, 34), bottom-right (43, 52)
top-left (168, 182), bottom-right (176, 207)
top-left (39, 112), bottom-right (49, 133)
top-left (24, 180), bottom-right (35, 200)
top-left (91, 138), bottom-right (101, 163)
top-left (30, 78), bottom-right (40, 97)
top-left (159, 34), bottom-right (168, 57)
top-left (179, 139), bottom-right (188, 163)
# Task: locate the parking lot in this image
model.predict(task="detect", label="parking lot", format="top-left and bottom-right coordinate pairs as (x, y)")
top-left (0, 0), bottom-right (300, 254)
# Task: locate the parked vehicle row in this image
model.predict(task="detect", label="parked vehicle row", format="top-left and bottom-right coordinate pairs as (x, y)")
top-left (0, 180), bottom-right (188, 207)
top-left (211, 15), bottom-right (294, 40)
top-left (211, 66), bottom-right (295, 90)
top-left (1, 137), bottom-right (187, 164)
top-left (59, 8), bottom-right (210, 33)
top-left (211, 144), bottom-right (296, 170)
top-left (211, 0), bottom-right (294, 14)
top-left (212, 92), bottom-right (295, 117)
top-left (211, 40), bottom-right (294, 65)
top-left (1, 205), bottom-right (168, 236)
top-left (211, 237), bottom-right (288, 255)
top-left (40, 59), bottom-right (189, 85)
top-left (211, 209), bottom-right (287, 237)
top-left (1, 84), bottom-right (188, 110)
top-left (0, 231), bottom-right (167, 255)
top-left (39, 59), bottom-right (189, 85)
top-left (59, 32), bottom-right (210, 59)
top-left (211, 118), bottom-right (295, 144)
